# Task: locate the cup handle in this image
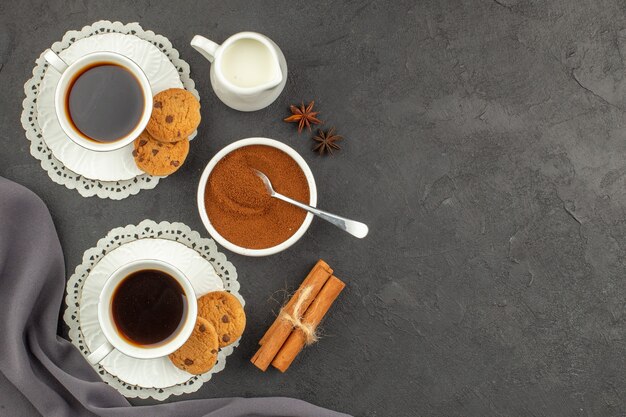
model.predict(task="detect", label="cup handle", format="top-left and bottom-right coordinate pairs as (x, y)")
top-left (86, 341), bottom-right (114, 365)
top-left (190, 35), bottom-right (220, 63)
top-left (43, 49), bottom-right (69, 73)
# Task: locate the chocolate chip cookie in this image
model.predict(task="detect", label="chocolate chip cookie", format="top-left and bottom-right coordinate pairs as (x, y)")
top-left (168, 317), bottom-right (219, 375)
top-left (133, 130), bottom-right (189, 176)
top-left (198, 291), bottom-right (246, 348)
top-left (146, 88), bottom-right (201, 142)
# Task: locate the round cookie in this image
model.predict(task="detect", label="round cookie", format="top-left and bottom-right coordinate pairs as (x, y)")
top-left (147, 88), bottom-right (201, 142)
top-left (168, 317), bottom-right (219, 375)
top-left (133, 130), bottom-right (189, 176)
top-left (198, 291), bottom-right (246, 348)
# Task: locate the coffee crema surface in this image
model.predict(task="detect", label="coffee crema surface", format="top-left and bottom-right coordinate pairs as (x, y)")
top-left (66, 62), bottom-right (144, 143)
top-left (111, 269), bottom-right (187, 346)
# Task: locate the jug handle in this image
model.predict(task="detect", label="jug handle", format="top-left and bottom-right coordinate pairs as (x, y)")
top-left (191, 35), bottom-right (220, 63)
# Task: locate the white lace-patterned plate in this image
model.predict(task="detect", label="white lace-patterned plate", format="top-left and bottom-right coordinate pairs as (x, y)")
top-left (38, 33), bottom-right (187, 181)
top-left (64, 220), bottom-right (241, 399)
top-left (21, 20), bottom-right (199, 199)
top-left (81, 238), bottom-right (234, 388)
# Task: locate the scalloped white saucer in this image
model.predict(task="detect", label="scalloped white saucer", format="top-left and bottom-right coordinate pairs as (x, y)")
top-left (37, 33), bottom-right (194, 182)
top-left (80, 238), bottom-right (236, 389)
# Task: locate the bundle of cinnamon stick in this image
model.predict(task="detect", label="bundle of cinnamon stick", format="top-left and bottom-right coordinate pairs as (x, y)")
top-left (251, 259), bottom-right (345, 372)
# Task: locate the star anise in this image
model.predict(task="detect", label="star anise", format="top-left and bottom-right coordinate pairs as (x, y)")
top-left (312, 127), bottom-right (343, 155)
top-left (284, 100), bottom-right (322, 133)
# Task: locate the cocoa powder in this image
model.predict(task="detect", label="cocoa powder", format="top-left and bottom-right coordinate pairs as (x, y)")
top-left (205, 145), bottom-right (310, 249)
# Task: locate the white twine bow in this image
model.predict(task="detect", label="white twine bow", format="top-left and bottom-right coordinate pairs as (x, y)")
top-left (279, 286), bottom-right (319, 345)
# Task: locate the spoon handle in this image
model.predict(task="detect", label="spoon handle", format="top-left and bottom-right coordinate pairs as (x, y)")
top-left (273, 193), bottom-right (369, 238)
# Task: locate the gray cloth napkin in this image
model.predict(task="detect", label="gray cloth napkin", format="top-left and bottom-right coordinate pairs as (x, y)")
top-left (0, 177), bottom-right (350, 417)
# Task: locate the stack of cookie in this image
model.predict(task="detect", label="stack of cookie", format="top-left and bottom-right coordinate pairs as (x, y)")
top-left (133, 88), bottom-right (201, 176)
top-left (168, 291), bottom-right (246, 375)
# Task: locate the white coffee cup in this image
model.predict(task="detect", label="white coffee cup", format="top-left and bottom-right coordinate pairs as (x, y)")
top-left (42, 50), bottom-right (153, 152)
top-left (86, 259), bottom-right (198, 364)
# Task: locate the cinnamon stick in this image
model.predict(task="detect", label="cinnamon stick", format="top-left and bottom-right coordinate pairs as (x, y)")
top-left (251, 260), bottom-right (333, 371)
top-left (258, 259), bottom-right (332, 346)
top-left (271, 275), bottom-right (345, 372)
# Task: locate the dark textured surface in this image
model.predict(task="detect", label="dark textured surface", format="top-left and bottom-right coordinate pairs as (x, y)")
top-left (2, 0), bottom-right (626, 416)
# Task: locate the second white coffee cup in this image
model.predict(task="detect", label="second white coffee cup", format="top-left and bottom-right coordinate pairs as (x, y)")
top-left (87, 259), bottom-right (197, 364)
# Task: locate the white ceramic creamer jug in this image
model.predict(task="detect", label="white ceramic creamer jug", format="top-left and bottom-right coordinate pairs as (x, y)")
top-left (191, 32), bottom-right (287, 112)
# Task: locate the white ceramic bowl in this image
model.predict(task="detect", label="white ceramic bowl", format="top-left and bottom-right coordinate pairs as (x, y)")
top-left (197, 138), bottom-right (317, 256)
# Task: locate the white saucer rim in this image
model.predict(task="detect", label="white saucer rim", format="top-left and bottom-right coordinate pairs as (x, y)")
top-left (21, 20), bottom-right (199, 200)
top-left (36, 32), bottom-right (183, 182)
top-left (79, 238), bottom-right (226, 388)
top-left (63, 219), bottom-right (241, 399)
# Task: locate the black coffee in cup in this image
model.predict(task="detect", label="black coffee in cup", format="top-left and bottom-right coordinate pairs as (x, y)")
top-left (111, 269), bottom-right (187, 346)
top-left (66, 62), bottom-right (145, 143)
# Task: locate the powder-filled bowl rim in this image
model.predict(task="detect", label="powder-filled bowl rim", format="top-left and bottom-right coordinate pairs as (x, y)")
top-left (196, 137), bottom-right (317, 256)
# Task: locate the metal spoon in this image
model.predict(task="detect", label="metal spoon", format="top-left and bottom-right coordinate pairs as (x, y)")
top-left (254, 169), bottom-right (369, 239)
